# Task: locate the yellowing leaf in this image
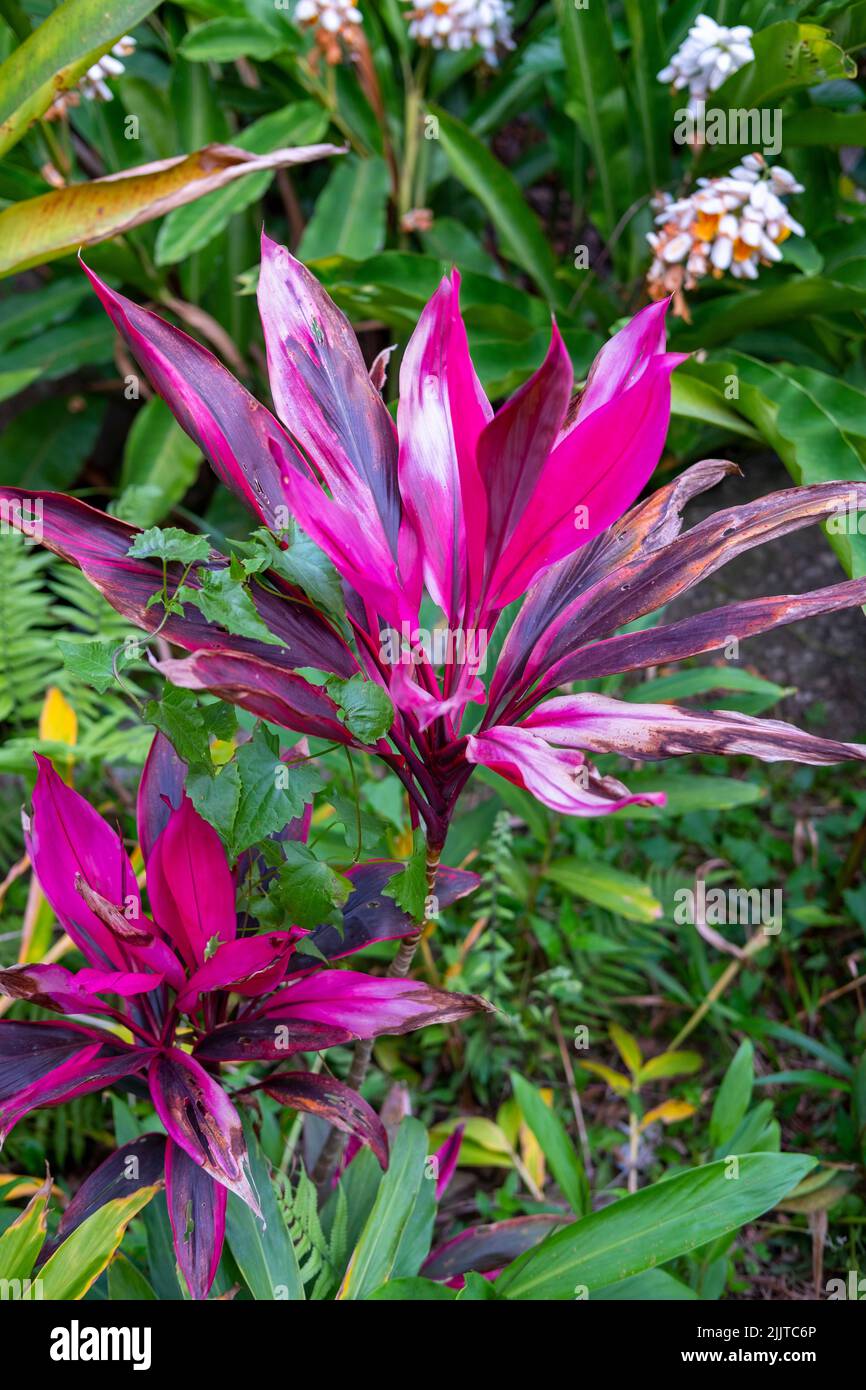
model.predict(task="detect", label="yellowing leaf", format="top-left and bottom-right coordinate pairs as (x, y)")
top-left (577, 1061), bottom-right (632, 1096)
top-left (38, 1185), bottom-right (159, 1300)
top-left (0, 142), bottom-right (344, 277)
top-left (39, 686), bottom-right (77, 745)
top-left (640, 1099), bottom-right (697, 1130)
top-left (520, 1088), bottom-right (553, 1190)
top-left (609, 1023), bottom-right (642, 1077)
top-left (637, 1050), bottom-right (702, 1084)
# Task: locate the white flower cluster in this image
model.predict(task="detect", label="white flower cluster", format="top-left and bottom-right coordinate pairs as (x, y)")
top-left (658, 14), bottom-right (754, 114)
top-left (81, 36), bottom-right (137, 102)
top-left (407, 0), bottom-right (514, 66)
top-left (647, 155), bottom-right (805, 302)
top-left (295, 0), bottom-right (363, 64)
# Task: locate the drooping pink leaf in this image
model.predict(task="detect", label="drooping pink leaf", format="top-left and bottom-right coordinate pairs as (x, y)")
top-left (488, 458), bottom-right (739, 716)
top-left (1, 1043), bottom-right (152, 1144)
top-left (165, 1139), bottom-right (227, 1301)
top-left (193, 1017), bottom-right (353, 1062)
top-left (0, 963), bottom-right (162, 1015)
top-left (257, 1070), bottom-right (389, 1169)
top-left (521, 693), bottom-right (866, 765)
top-left (147, 1049), bottom-right (260, 1215)
top-left (254, 970), bottom-right (493, 1035)
top-left (0, 1020), bottom-right (110, 1102)
top-left (147, 796), bottom-right (236, 971)
top-left (154, 650), bottom-right (356, 743)
top-left (465, 726), bottom-right (666, 817)
top-left (0, 490), bottom-right (356, 679)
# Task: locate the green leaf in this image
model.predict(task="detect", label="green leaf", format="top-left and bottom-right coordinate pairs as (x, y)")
top-left (326, 674), bottom-right (394, 743)
top-left (382, 830), bottom-right (427, 921)
top-left (228, 725), bottom-right (320, 858)
top-left (0, 395), bottom-right (105, 490)
top-left (713, 21), bottom-right (855, 112)
top-left (183, 565), bottom-right (284, 646)
top-left (178, 17), bottom-right (286, 62)
top-left (430, 107), bottom-right (568, 311)
top-left (554, 0), bottom-right (631, 237)
top-left (114, 398), bottom-right (202, 528)
top-left (337, 1118), bottom-right (428, 1300)
top-left (710, 1041), bottom-right (755, 1151)
top-left (57, 638), bottom-right (133, 694)
top-left (0, 0), bottom-right (160, 158)
top-left (273, 842), bottom-right (353, 930)
top-left (226, 1117), bottom-right (304, 1300)
top-left (510, 1072), bottom-right (588, 1216)
top-left (0, 1182), bottom-right (49, 1282)
top-left (127, 526), bottom-right (211, 564)
top-left (38, 1185), bottom-right (159, 1300)
top-left (299, 156), bottom-right (391, 262)
top-left (366, 1277), bottom-right (455, 1300)
top-left (243, 525), bottom-right (346, 629)
top-left (146, 687), bottom-right (237, 768)
top-left (670, 370), bottom-right (760, 440)
top-left (495, 1153), bottom-right (816, 1300)
top-left (107, 1253), bottom-right (157, 1300)
top-left (546, 859), bottom-right (662, 923)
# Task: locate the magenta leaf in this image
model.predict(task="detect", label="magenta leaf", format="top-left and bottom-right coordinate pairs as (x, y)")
top-left (257, 1069), bottom-right (389, 1169)
top-left (165, 1139), bottom-right (227, 1301)
top-left (147, 1049), bottom-right (261, 1215)
top-left (146, 795), bottom-right (237, 971)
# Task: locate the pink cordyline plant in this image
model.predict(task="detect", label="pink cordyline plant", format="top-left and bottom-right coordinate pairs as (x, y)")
top-left (0, 750), bottom-right (485, 1297)
top-left (5, 234), bottom-right (866, 929)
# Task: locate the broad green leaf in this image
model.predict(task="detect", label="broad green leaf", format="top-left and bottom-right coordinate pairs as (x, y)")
top-left (713, 21), bottom-right (855, 112)
top-left (670, 371), bottom-right (760, 440)
top-left (178, 17), bottom-right (286, 62)
top-left (38, 1186), bottom-right (159, 1300)
top-left (0, 0), bottom-right (160, 158)
top-left (273, 841), bottom-right (352, 930)
top-left (299, 156), bottom-right (390, 262)
top-left (0, 276), bottom-right (91, 351)
top-left (710, 1041), bottom-right (755, 1151)
top-left (337, 1118), bottom-right (428, 1300)
top-left (107, 1253), bottom-right (157, 1299)
top-left (510, 1073), bottom-right (588, 1216)
top-left (226, 1118), bottom-right (304, 1300)
top-left (128, 526), bottom-right (211, 564)
top-left (366, 1277), bottom-right (455, 1300)
top-left (57, 638), bottom-right (134, 694)
top-left (156, 102), bottom-right (328, 264)
top-left (228, 724), bottom-right (320, 857)
top-left (623, 772), bottom-right (765, 816)
top-left (0, 1182), bottom-right (49, 1281)
top-left (382, 830), bottom-right (427, 921)
top-left (495, 1153), bottom-right (815, 1300)
top-left (326, 674), bottom-right (394, 743)
top-left (430, 106), bottom-right (568, 311)
top-left (0, 396), bottom-right (104, 490)
top-left (595, 1269), bottom-right (698, 1300)
top-left (115, 397), bottom-right (202, 527)
top-left (0, 142), bottom-right (340, 276)
top-left (554, 0), bottom-right (631, 237)
top-left (546, 859), bottom-right (662, 923)
top-left (693, 354), bottom-right (866, 580)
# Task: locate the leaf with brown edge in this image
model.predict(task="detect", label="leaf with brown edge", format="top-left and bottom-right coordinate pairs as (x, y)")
top-left (147, 1049), bottom-right (261, 1217)
top-left (258, 1070), bottom-right (389, 1169)
top-left (421, 1214), bottom-right (566, 1281)
top-left (0, 143), bottom-right (345, 276)
top-left (194, 1017), bottom-right (354, 1063)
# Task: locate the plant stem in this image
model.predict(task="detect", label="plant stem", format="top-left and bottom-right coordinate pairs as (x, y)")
top-left (312, 836), bottom-right (444, 1187)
